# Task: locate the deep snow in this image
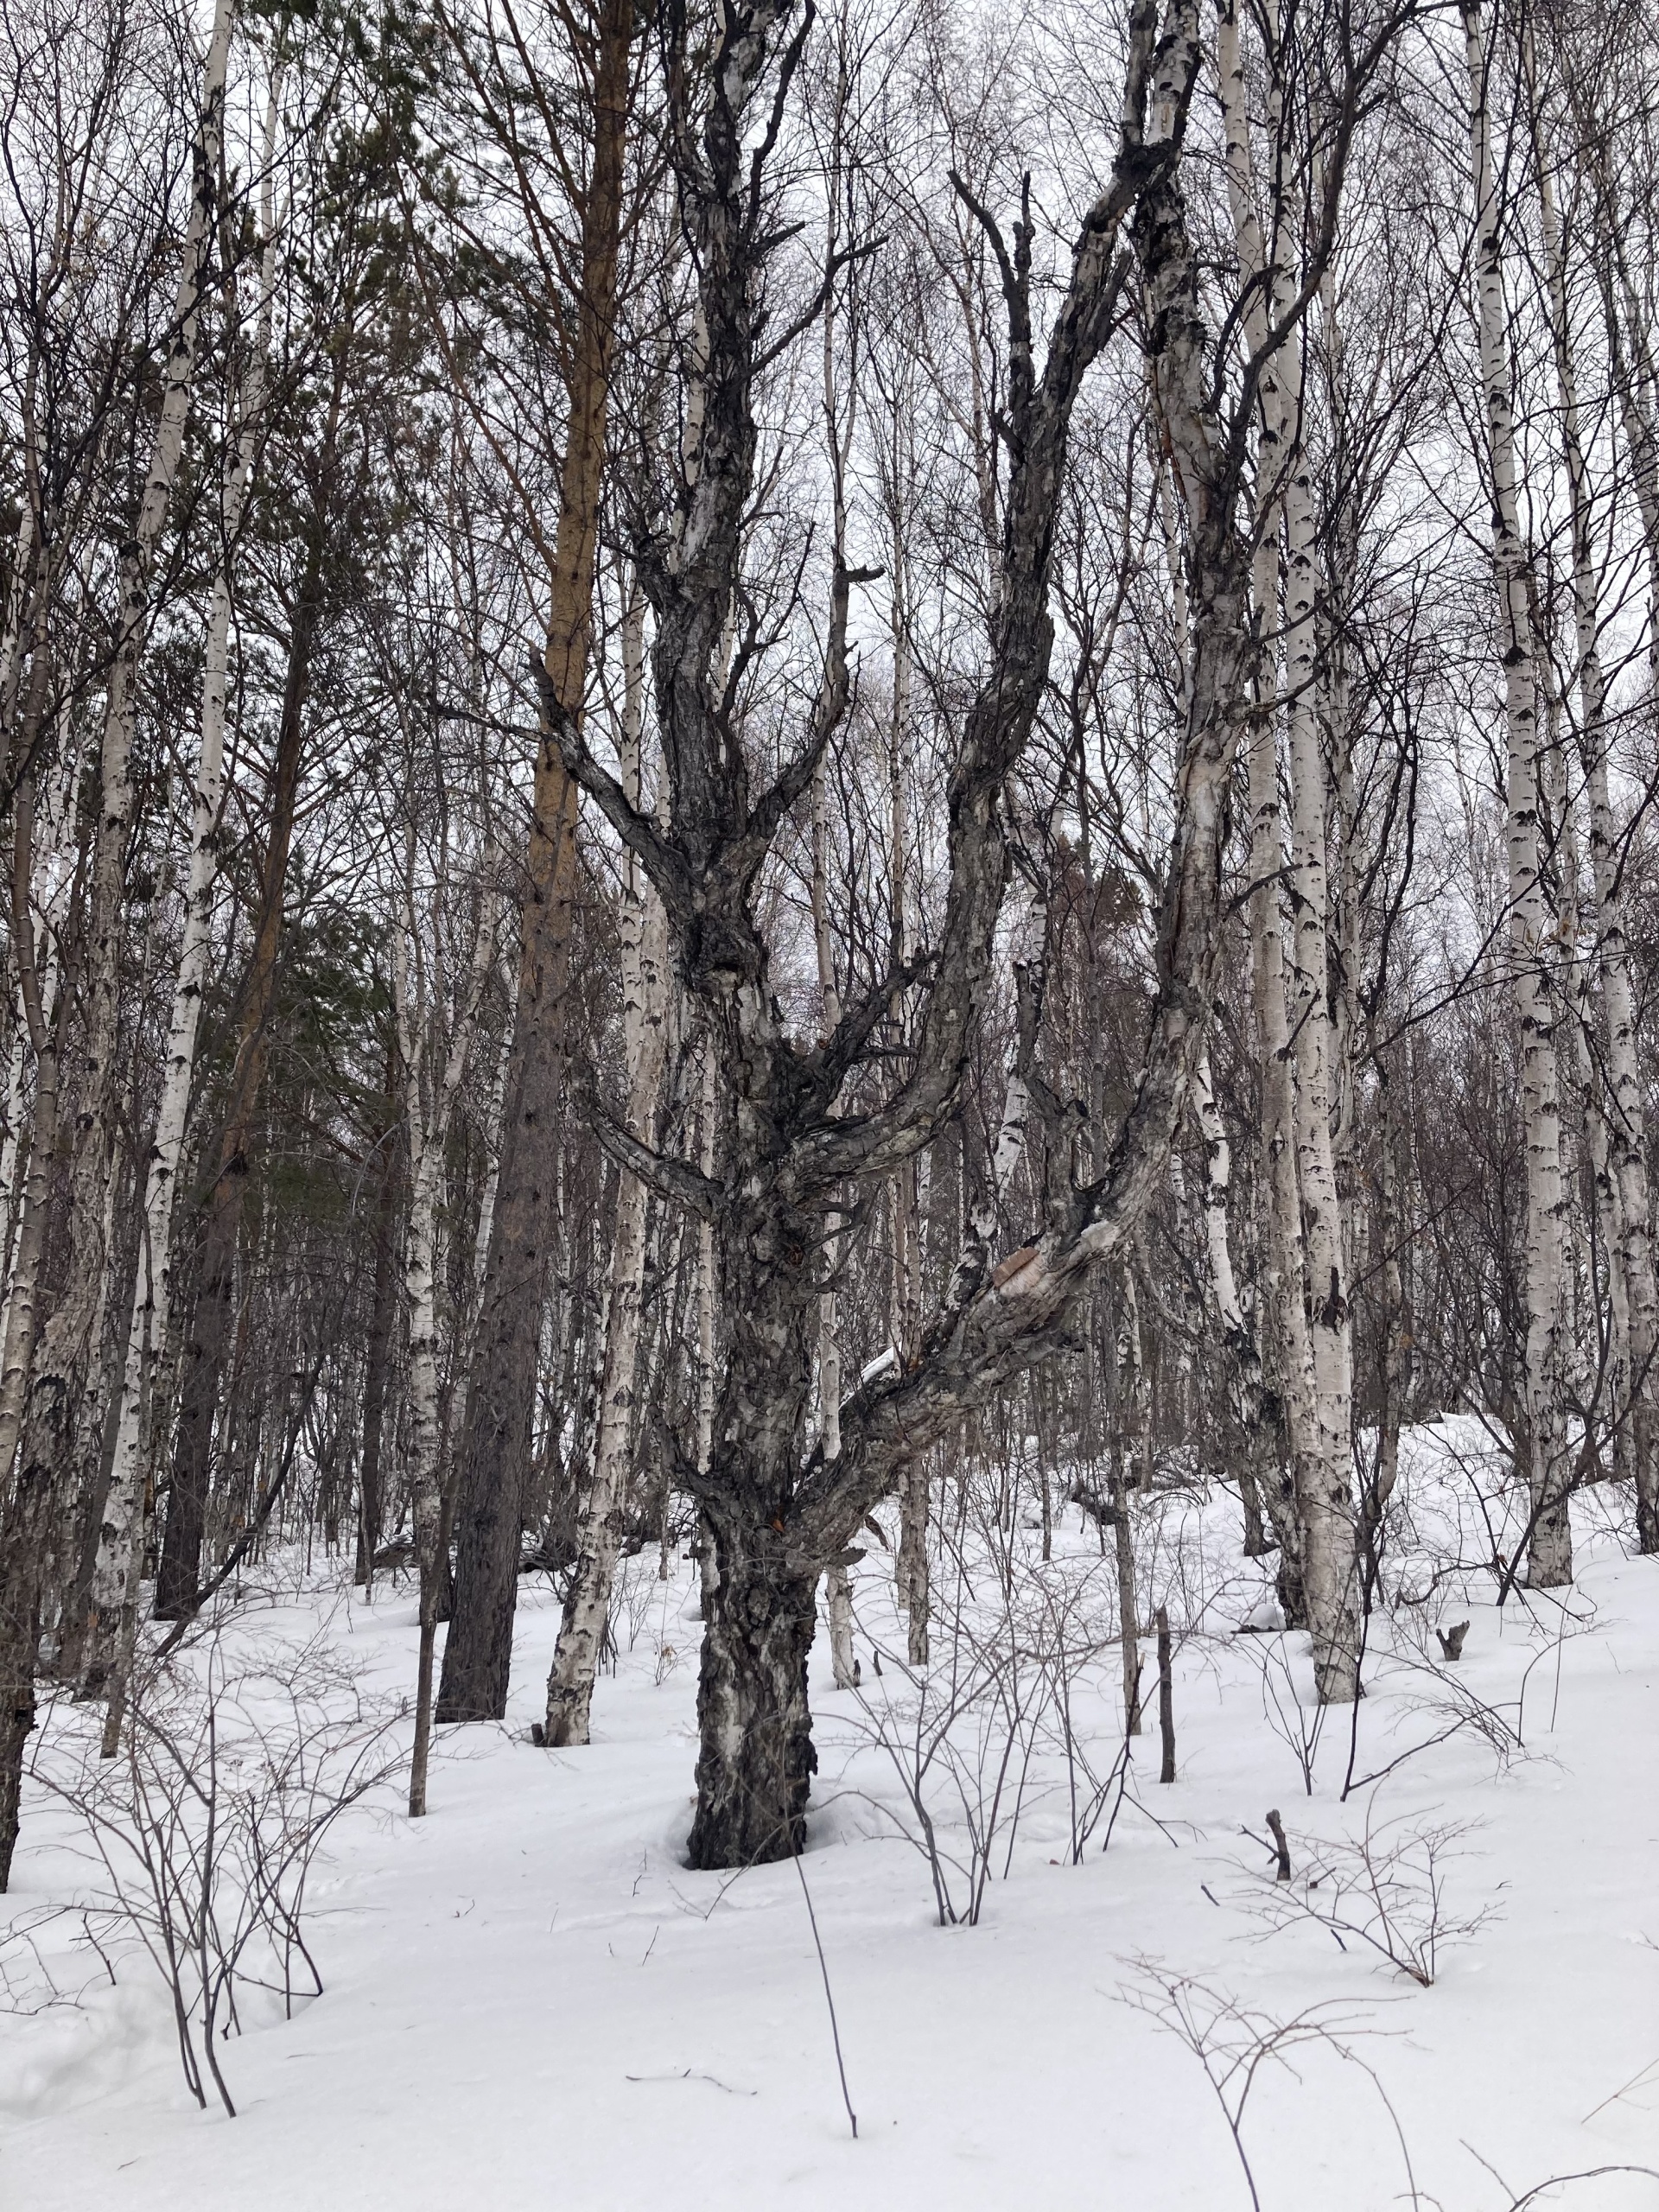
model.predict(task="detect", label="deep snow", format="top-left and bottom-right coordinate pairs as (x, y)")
top-left (3, 1420), bottom-right (1656, 2212)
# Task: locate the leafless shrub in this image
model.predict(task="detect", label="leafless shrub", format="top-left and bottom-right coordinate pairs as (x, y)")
top-left (1228, 1793), bottom-right (1497, 1986)
top-left (1245, 1631), bottom-right (1332, 1796)
top-left (38, 1624), bottom-right (400, 2115)
top-left (0, 1902), bottom-right (112, 2019)
top-left (839, 1613), bottom-right (1049, 1926)
top-left (612, 1550), bottom-right (673, 1655)
top-left (1020, 1554), bottom-right (1142, 1860)
top-left (1465, 2143), bottom-right (1659, 2209)
top-left (1122, 1961), bottom-right (1655, 2212)
top-left (1116, 1961), bottom-right (1421, 2212)
top-left (1338, 1634), bottom-right (1529, 1800)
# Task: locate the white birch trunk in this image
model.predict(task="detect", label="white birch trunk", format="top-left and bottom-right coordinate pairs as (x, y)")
top-left (887, 550), bottom-right (930, 1665)
top-left (402, 866), bottom-right (499, 1816)
top-left (84, 67), bottom-right (282, 1700)
top-left (1113, 1270), bottom-right (1145, 1736)
top-left (65, 0), bottom-right (236, 1468)
top-left (1281, 325), bottom-right (1360, 1701)
top-left (1465, 0), bottom-right (1572, 1587)
top-left (471, 1029), bottom-right (512, 1308)
top-left (1217, 0), bottom-right (1317, 1628)
top-left (813, 190), bottom-right (858, 1685)
top-left (1534, 86), bottom-right (1659, 1549)
top-left (1192, 1051), bottom-right (1249, 1347)
top-left (694, 1049), bottom-right (719, 1620)
top-left (544, 582), bottom-right (670, 1745)
top-left (0, 1006), bottom-right (29, 1305)
top-left (812, 730), bottom-right (856, 1685)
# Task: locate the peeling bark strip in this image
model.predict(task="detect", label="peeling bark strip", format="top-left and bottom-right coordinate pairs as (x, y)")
top-left (437, 0), bottom-right (636, 1725)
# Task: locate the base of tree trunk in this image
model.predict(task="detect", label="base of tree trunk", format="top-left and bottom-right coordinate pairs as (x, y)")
top-left (435, 1462), bottom-right (520, 1723)
top-left (1274, 1552), bottom-right (1308, 1632)
top-left (0, 1679), bottom-right (35, 1893)
top-left (542, 1676), bottom-right (594, 1749)
top-left (1526, 1496), bottom-right (1573, 1591)
top-left (1310, 1637), bottom-right (1360, 1704)
top-left (154, 1467), bottom-right (207, 1622)
top-left (686, 1528), bottom-right (818, 1871)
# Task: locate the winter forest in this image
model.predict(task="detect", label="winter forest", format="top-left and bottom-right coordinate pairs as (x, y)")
top-left (0, 0), bottom-right (1656, 2200)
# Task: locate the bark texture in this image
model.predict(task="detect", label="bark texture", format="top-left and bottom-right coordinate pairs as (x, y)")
top-left (437, 0), bottom-right (634, 1722)
top-left (1465, 0), bottom-right (1572, 1588)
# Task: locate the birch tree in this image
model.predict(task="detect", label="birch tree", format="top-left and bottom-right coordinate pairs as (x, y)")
top-left (1462, 0), bottom-right (1572, 1588)
top-left (82, 55), bottom-right (284, 1714)
top-left (542, 582), bottom-right (669, 1746)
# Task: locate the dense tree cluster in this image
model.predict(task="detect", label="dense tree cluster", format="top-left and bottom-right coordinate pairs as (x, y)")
top-left (3, 0), bottom-right (1657, 1878)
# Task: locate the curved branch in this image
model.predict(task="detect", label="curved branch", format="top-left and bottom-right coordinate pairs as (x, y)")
top-left (583, 1079), bottom-right (721, 1221)
top-left (536, 661), bottom-right (695, 923)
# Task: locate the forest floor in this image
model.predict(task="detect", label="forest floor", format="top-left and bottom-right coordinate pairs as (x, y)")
top-left (3, 1419), bottom-right (1656, 2212)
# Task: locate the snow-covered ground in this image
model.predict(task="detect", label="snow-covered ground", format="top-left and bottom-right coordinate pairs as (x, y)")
top-left (3, 1421), bottom-right (1656, 2211)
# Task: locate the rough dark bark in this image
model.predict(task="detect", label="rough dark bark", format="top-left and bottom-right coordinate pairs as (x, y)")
top-left (156, 527), bottom-right (323, 1620)
top-left (1155, 1604), bottom-right (1175, 1783)
top-left (0, 1440), bottom-right (54, 1890)
top-left (548, 0), bottom-right (1193, 1860)
top-left (354, 1095), bottom-right (401, 1586)
top-left (0, 757), bottom-right (65, 1890)
top-left (436, 0), bottom-right (634, 1724)
top-left (685, 1517), bottom-right (818, 1869)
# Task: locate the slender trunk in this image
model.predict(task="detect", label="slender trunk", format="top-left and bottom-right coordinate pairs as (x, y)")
top-left (695, 1051), bottom-right (718, 1484)
top-left (887, 557), bottom-right (929, 1667)
top-left (85, 80), bottom-right (279, 1688)
top-left (403, 1071), bottom-right (444, 1819)
top-left (812, 745), bottom-right (856, 1688)
top-left (1363, 1065), bottom-right (1408, 1605)
top-left (0, 1002), bottom-right (28, 1302)
top-left (1464, 0), bottom-right (1571, 1586)
top-left (1113, 1271), bottom-right (1144, 1736)
top-left (1217, 0), bottom-right (1313, 1633)
top-left (399, 866), bottom-right (498, 1815)
top-left (41, 0), bottom-right (236, 1534)
top-left (1281, 327), bottom-right (1359, 1702)
top-left (354, 1109), bottom-right (401, 1587)
top-left (1535, 88), bottom-right (1659, 1548)
top-left (544, 585), bottom-right (669, 1746)
top-left (439, 0), bottom-right (634, 1722)
top-left (1192, 1050), bottom-right (1271, 1555)
top-left (0, 772), bottom-right (64, 1888)
top-left (893, 1168), bottom-right (928, 1665)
